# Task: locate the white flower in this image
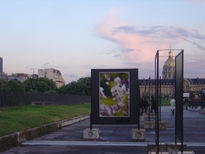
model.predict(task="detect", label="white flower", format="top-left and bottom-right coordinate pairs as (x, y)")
top-left (99, 87), bottom-right (107, 98)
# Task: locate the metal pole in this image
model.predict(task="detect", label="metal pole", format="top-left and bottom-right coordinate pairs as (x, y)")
top-left (201, 90), bottom-right (203, 109)
top-left (155, 50), bottom-right (159, 153)
top-left (181, 49), bottom-right (184, 153)
top-left (90, 113), bottom-right (92, 130)
top-left (159, 76), bottom-right (162, 121)
top-left (144, 79), bottom-right (147, 116)
top-left (201, 89), bottom-right (205, 109)
top-left (148, 76), bottom-right (151, 121)
top-left (175, 54), bottom-right (177, 144)
top-left (0, 93), bottom-right (2, 107)
top-left (157, 51), bottom-right (159, 153)
top-left (145, 79), bottom-right (147, 101)
top-left (155, 53), bottom-right (156, 127)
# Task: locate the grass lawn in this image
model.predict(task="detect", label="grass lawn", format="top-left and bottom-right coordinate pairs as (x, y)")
top-left (161, 99), bottom-right (170, 106)
top-left (0, 103), bottom-right (90, 137)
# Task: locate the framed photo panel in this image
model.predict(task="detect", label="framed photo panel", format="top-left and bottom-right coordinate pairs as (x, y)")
top-left (91, 69), bottom-right (139, 124)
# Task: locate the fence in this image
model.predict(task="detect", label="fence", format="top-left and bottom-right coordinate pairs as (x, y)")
top-left (0, 93), bottom-right (91, 107)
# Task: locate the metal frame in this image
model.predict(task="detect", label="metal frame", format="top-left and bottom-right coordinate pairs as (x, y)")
top-left (159, 76), bottom-right (162, 121)
top-left (148, 76), bottom-right (151, 121)
top-left (175, 50), bottom-right (184, 153)
top-left (155, 50), bottom-right (160, 153)
top-left (90, 69), bottom-right (140, 125)
top-left (154, 49), bottom-right (184, 153)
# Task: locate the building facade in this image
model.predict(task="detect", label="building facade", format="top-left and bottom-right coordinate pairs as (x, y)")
top-left (38, 68), bottom-right (65, 88)
top-left (139, 78), bottom-right (205, 98)
top-left (0, 72), bottom-right (7, 80)
top-left (8, 73), bottom-right (31, 82)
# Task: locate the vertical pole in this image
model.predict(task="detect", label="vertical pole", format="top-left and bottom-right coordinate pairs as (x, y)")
top-left (201, 90), bottom-right (203, 109)
top-left (145, 79), bottom-right (147, 101)
top-left (90, 113), bottom-right (92, 130)
top-left (175, 91), bottom-right (177, 144)
top-left (175, 52), bottom-right (177, 144)
top-left (159, 76), bottom-right (162, 121)
top-left (157, 51), bottom-right (159, 153)
top-left (144, 79), bottom-right (147, 116)
top-left (201, 90), bottom-right (205, 109)
top-left (155, 50), bottom-right (159, 153)
top-left (138, 102), bottom-right (140, 129)
top-left (155, 52), bottom-right (157, 151)
top-left (181, 49), bottom-right (184, 153)
top-left (148, 76), bottom-right (151, 121)
top-left (0, 93), bottom-right (1, 107)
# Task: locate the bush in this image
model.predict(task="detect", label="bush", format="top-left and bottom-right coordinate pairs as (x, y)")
top-left (58, 77), bottom-right (91, 95)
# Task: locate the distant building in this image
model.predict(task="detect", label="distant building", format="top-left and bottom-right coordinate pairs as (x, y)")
top-left (8, 73), bottom-right (31, 82)
top-left (139, 50), bottom-right (205, 98)
top-left (139, 78), bottom-right (205, 98)
top-left (0, 57), bottom-right (3, 73)
top-left (0, 72), bottom-right (8, 80)
top-left (38, 68), bottom-right (65, 88)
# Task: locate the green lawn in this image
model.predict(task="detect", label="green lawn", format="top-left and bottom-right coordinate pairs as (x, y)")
top-left (0, 103), bottom-right (90, 137)
top-left (161, 99), bottom-right (170, 106)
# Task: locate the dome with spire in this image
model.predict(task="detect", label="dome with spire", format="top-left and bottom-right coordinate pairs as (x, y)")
top-left (162, 49), bottom-right (175, 79)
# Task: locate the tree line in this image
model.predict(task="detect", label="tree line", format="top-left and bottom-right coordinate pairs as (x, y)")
top-left (0, 77), bottom-right (91, 96)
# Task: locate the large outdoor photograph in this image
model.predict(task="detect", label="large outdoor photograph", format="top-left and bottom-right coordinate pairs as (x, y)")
top-left (99, 72), bottom-right (130, 117)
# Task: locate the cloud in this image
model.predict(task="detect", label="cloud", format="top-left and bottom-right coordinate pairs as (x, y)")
top-left (97, 10), bottom-right (205, 63)
top-left (121, 48), bottom-right (134, 53)
top-left (81, 64), bottom-right (110, 69)
top-left (113, 26), bottom-right (205, 40)
top-left (186, 57), bottom-right (205, 63)
top-left (105, 49), bottom-right (118, 55)
top-left (112, 54), bottom-right (121, 57)
top-left (184, 39), bottom-right (205, 50)
top-left (188, 0), bottom-right (205, 6)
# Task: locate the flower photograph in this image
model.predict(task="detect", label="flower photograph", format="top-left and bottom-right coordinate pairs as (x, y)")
top-left (99, 72), bottom-right (129, 117)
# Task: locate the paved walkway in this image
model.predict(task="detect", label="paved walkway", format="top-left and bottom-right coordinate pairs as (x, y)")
top-left (1, 106), bottom-right (205, 154)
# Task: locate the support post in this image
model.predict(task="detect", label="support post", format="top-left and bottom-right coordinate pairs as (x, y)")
top-left (148, 76), bottom-right (151, 121)
top-left (90, 113), bottom-right (92, 130)
top-left (159, 76), bottom-right (162, 121)
top-left (155, 50), bottom-right (159, 153)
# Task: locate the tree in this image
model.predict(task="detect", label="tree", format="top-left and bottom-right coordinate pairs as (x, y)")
top-left (0, 80), bottom-right (10, 92)
top-left (23, 78), bottom-right (57, 93)
top-left (0, 80), bottom-right (25, 93)
top-left (58, 77), bottom-right (91, 95)
top-left (7, 80), bottom-right (25, 92)
top-left (77, 77), bottom-right (91, 95)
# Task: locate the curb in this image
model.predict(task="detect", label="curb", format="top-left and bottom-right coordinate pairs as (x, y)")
top-left (0, 115), bottom-right (89, 151)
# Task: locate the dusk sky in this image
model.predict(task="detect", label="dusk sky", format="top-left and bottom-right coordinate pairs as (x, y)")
top-left (0, 0), bottom-right (204, 83)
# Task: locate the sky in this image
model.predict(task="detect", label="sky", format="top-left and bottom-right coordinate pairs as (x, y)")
top-left (0, 0), bottom-right (204, 83)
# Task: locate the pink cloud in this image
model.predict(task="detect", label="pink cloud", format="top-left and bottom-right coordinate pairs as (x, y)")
top-left (97, 10), bottom-right (205, 63)
top-left (188, 0), bottom-right (205, 5)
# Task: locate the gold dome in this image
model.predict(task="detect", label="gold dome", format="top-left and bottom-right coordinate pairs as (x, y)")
top-left (164, 50), bottom-right (175, 67)
top-left (162, 49), bottom-right (175, 79)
